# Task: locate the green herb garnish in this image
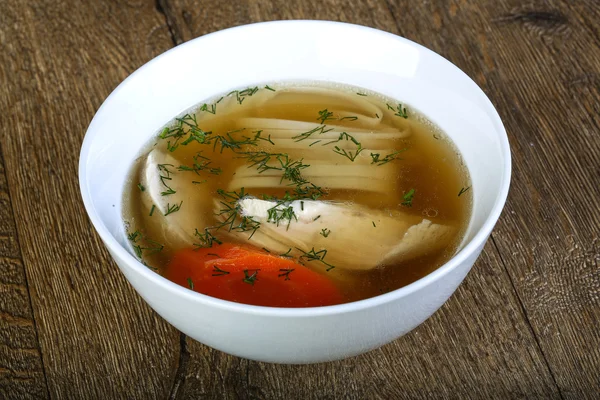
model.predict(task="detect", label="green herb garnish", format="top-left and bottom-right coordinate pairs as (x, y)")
top-left (149, 205), bottom-right (156, 216)
top-left (193, 227), bottom-right (222, 248)
top-left (369, 149), bottom-right (406, 166)
top-left (267, 205), bottom-right (298, 230)
top-left (264, 85), bottom-right (276, 91)
top-left (402, 189), bottom-right (415, 207)
top-left (243, 269), bottom-right (259, 285)
top-left (161, 188), bottom-right (176, 196)
top-left (137, 183), bottom-right (145, 192)
top-left (387, 103), bottom-right (408, 118)
top-left (164, 201), bottom-right (183, 215)
top-left (228, 87), bottom-right (259, 104)
top-left (126, 230), bottom-right (164, 258)
top-left (333, 143), bottom-right (363, 162)
top-left (253, 130), bottom-right (275, 145)
top-left (292, 125), bottom-right (333, 142)
top-left (157, 164), bottom-right (176, 195)
top-left (278, 268), bottom-right (294, 280)
top-left (214, 188), bottom-right (261, 237)
top-left (177, 152), bottom-right (222, 176)
top-left (296, 247), bottom-right (335, 271)
top-left (317, 109), bottom-right (335, 124)
top-left (320, 228), bottom-right (331, 237)
top-left (187, 277), bottom-right (194, 290)
top-left (212, 265), bottom-right (230, 276)
top-left (280, 248), bottom-right (293, 258)
top-left (458, 186), bottom-right (471, 197)
top-left (199, 103), bottom-right (216, 114)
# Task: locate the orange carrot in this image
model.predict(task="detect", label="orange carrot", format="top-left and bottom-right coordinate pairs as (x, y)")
top-left (165, 243), bottom-right (344, 307)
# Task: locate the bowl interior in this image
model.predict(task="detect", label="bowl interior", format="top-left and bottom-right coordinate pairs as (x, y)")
top-left (80, 21), bottom-right (509, 298)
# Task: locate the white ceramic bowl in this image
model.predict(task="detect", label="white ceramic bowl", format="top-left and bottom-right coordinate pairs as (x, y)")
top-left (79, 20), bottom-right (510, 363)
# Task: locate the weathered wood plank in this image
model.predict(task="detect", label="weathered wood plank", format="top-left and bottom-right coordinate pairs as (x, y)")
top-left (0, 1), bottom-right (182, 398)
top-left (0, 148), bottom-right (48, 399)
top-left (159, 0), bottom-right (397, 41)
top-left (384, 0), bottom-right (600, 397)
top-left (161, 1), bottom-right (561, 397)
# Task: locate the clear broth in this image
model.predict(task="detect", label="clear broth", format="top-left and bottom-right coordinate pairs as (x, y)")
top-left (123, 82), bottom-right (472, 305)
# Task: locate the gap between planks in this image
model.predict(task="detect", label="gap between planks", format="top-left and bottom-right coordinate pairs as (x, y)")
top-left (490, 234), bottom-right (564, 400)
top-left (0, 144), bottom-right (51, 399)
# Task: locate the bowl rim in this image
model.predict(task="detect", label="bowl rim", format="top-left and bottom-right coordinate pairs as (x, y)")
top-left (79, 19), bottom-right (511, 317)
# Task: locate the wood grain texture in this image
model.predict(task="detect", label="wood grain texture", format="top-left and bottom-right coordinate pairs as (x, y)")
top-left (0, 1), bottom-right (181, 398)
top-left (0, 148), bottom-right (48, 399)
top-left (382, 0), bottom-right (600, 397)
top-left (160, 0), bottom-right (566, 398)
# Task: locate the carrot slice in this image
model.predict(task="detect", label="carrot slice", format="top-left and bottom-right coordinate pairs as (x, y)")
top-left (165, 243), bottom-right (344, 307)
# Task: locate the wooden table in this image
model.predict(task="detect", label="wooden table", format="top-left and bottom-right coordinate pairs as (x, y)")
top-left (1, 0), bottom-right (599, 398)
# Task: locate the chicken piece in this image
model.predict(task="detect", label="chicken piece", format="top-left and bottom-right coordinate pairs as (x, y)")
top-left (224, 198), bottom-right (455, 271)
top-left (140, 149), bottom-right (211, 249)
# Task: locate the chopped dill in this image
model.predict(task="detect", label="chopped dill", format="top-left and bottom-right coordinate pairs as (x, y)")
top-left (321, 132), bottom-right (363, 162)
top-left (187, 277), bottom-right (194, 290)
top-left (309, 140), bottom-right (322, 147)
top-left (278, 268), bottom-right (294, 280)
top-left (402, 189), bottom-right (415, 207)
top-left (229, 86), bottom-right (259, 104)
top-left (149, 205), bottom-right (156, 216)
top-left (317, 109), bottom-right (335, 124)
top-left (212, 265), bottom-right (230, 276)
top-left (433, 133), bottom-right (441, 140)
top-left (157, 163), bottom-right (176, 195)
top-left (292, 125), bottom-right (333, 142)
top-left (127, 230), bottom-right (142, 242)
top-left (370, 149), bottom-right (406, 166)
top-left (164, 201), bottom-right (183, 216)
top-left (296, 247), bottom-right (336, 271)
top-left (199, 103), bottom-right (216, 114)
top-left (262, 247), bottom-right (271, 253)
top-left (357, 92), bottom-right (367, 96)
top-left (372, 221), bottom-right (376, 227)
top-left (126, 230), bottom-right (164, 259)
top-left (267, 205), bottom-right (298, 230)
top-left (322, 131), bottom-right (360, 146)
top-left (320, 228), bottom-right (331, 238)
top-left (333, 143), bottom-right (363, 162)
top-left (458, 186), bottom-right (471, 197)
top-left (161, 187), bottom-right (176, 196)
top-left (137, 183), bottom-right (145, 192)
top-left (208, 130), bottom-right (259, 153)
top-left (133, 244), bottom-right (142, 258)
top-left (313, 215), bottom-right (321, 221)
top-left (192, 180), bottom-right (207, 185)
top-left (177, 152), bottom-right (222, 176)
top-left (193, 227), bottom-right (222, 248)
top-left (339, 116), bottom-right (358, 121)
top-left (253, 130), bottom-right (275, 145)
top-left (214, 188), bottom-right (261, 237)
top-left (243, 269), bottom-right (259, 285)
top-left (207, 253), bottom-right (221, 257)
top-left (280, 248), bottom-right (293, 258)
top-left (264, 85), bottom-right (276, 91)
top-left (388, 103), bottom-right (408, 118)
